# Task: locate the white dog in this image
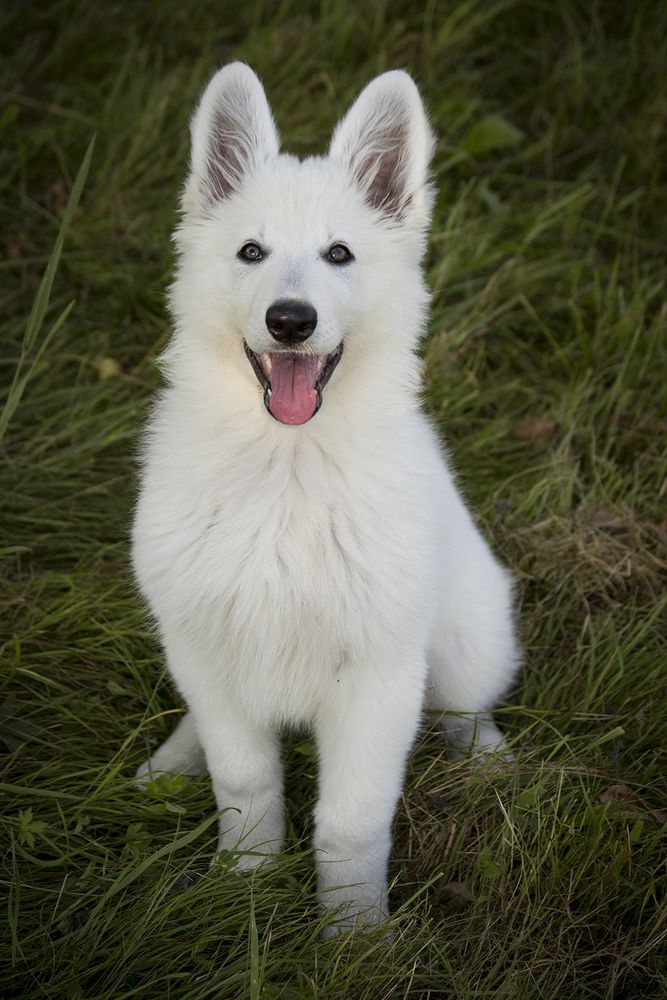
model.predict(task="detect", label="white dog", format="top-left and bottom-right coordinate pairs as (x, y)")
top-left (132, 63), bottom-right (519, 932)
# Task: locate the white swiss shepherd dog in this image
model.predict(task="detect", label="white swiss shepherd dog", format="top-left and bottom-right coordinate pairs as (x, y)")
top-left (132, 62), bottom-right (520, 933)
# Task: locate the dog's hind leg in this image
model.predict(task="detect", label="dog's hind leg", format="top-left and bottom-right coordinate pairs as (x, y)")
top-left (135, 711), bottom-right (206, 786)
top-left (426, 526), bottom-right (520, 760)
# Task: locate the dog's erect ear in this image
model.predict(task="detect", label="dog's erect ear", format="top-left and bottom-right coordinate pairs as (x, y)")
top-left (189, 63), bottom-right (280, 207)
top-left (329, 71), bottom-right (435, 227)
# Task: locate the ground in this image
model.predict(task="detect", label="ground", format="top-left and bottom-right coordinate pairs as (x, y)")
top-left (1, 2), bottom-right (665, 998)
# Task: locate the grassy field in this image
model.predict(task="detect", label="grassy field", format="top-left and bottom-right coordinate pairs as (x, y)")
top-left (1, 1), bottom-right (666, 997)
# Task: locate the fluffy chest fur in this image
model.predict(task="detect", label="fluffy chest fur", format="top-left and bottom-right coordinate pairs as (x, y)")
top-left (133, 393), bottom-right (440, 723)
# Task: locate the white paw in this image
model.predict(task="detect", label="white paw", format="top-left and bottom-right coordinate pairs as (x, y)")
top-left (318, 881), bottom-right (389, 937)
top-left (321, 902), bottom-right (390, 937)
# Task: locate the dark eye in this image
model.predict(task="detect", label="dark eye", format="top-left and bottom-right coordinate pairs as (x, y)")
top-left (326, 243), bottom-right (353, 265)
top-left (238, 242), bottom-right (264, 262)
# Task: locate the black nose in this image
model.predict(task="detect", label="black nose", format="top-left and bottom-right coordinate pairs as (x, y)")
top-left (265, 299), bottom-right (317, 344)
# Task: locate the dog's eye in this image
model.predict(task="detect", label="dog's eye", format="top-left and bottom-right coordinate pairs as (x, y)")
top-left (326, 243), bottom-right (354, 265)
top-left (238, 242), bottom-right (265, 263)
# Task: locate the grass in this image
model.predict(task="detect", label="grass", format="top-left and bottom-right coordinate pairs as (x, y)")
top-left (1, 1), bottom-right (666, 997)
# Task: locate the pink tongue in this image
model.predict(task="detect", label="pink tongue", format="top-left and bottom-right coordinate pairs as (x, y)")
top-left (266, 353), bottom-right (321, 425)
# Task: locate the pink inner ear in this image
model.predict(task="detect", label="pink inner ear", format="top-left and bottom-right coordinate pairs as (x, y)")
top-left (356, 123), bottom-right (408, 218)
top-left (204, 107), bottom-right (250, 202)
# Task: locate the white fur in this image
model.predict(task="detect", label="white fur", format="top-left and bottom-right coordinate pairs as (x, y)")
top-left (132, 63), bottom-right (520, 932)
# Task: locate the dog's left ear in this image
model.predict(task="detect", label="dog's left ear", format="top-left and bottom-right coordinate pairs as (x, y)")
top-left (329, 71), bottom-right (435, 228)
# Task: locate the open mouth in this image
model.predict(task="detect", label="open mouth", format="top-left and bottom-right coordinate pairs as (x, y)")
top-left (243, 342), bottom-right (343, 425)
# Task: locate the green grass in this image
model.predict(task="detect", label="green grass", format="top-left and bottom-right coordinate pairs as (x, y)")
top-left (1, 1), bottom-right (666, 997)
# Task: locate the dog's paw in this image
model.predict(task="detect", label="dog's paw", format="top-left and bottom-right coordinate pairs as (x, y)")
top-left (321, 906), bottom-right (391, 939)
top-left (318, 886), bottom-right (390, 939)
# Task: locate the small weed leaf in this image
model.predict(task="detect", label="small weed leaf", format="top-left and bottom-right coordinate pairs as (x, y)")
top-left (462, 113), bottom-right (523, 157)
top-left (73, 814), bottom-right (91, 835)
top-left (628, 818), bottom-right (644, 844)
top-left (125, 822), bottom-right (151, 856)
top-left (477, 847), bottom-right (504, 879)
top-left (162, 800), bottom-right (187, 816)
top-left (292, 739), bottom-right (316, 759)
top-left (145, 773), bottom-right (190, 798)
top-left (17, 808), bottom-right (47, 849)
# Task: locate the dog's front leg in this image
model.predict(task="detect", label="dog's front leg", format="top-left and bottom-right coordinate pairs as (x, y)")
top-left (161, 631), bottom-right (284, 870)
top-left (313, 659), bottom-right (426, 933)
top-left (197, 696), bottom-right (284, 870)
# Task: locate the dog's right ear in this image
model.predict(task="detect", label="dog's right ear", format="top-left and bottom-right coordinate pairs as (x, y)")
top-left (187, 63), bottom-right (280, 210)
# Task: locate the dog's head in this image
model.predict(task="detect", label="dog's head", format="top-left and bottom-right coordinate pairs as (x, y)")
top-left (170, 63), bottom-right (435, 425)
